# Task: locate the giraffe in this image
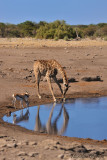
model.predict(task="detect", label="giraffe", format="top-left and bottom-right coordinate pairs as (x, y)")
top-left (33, 60), bottom-right (69, 102)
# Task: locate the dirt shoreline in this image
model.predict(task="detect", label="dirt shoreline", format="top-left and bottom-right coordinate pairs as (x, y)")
top-left (0, 38), bottom-right (107, 159)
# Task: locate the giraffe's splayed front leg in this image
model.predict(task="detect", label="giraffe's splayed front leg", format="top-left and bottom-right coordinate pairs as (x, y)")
top-left (62, 84), bottom-right (67, 102)
top-left (53, 97), bottom-right (57, 102)
top-left (63, 97), bottom-right (66, 102)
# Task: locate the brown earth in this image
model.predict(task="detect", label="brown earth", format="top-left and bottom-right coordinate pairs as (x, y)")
top-left (0, 38), bottom-right (107, 160)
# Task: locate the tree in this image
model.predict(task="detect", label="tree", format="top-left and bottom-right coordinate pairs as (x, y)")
top-left (0, 23), bottom-right (6, 37)
top-left (18, 21), bottom-right (36, 37)
top-left (83, 25), bottom-right (97, 37)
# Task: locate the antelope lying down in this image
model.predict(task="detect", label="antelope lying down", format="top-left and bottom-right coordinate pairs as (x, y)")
top-left (12, 91), bottom-right (29, 109)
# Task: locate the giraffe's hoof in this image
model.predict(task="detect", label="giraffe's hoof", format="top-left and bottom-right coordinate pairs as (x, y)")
top-left (53, 102), bottom-right (56, 105)
top-left (63, 98), bottom-right (66, 102)
top-left (39, 96), bottom-right (41, 99)
top-left (54, 98), bottom-right (57, 102)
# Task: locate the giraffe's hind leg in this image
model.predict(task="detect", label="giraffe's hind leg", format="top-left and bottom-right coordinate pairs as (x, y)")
top-left (35, 72), bottom-right (41, 99)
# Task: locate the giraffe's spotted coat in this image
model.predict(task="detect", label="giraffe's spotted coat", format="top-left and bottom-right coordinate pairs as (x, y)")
top-left (33, 60), bottom-right (69, 102)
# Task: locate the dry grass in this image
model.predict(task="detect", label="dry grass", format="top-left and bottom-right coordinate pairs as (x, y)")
top-left (0, 38), bottom-right (107, 48)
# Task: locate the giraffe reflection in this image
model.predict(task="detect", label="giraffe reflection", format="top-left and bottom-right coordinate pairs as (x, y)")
top-left (35, 103), bottom-right (69, 135)
top-left (13, 108), bottom-right (30, 124)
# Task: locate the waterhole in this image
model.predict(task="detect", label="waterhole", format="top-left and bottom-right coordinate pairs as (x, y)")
top-left (3, 97), bottom-right (107, 140)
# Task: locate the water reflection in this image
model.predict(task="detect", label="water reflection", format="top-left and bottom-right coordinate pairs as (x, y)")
top-left (35, 103), bottom-right (69, 135)
top-left (13, 108), bottom-right (30, 124)
top-left (66, 97), bottom-right (100, 104)
top-left (76, 97), bottom-right (100, 104)
top-left (3, 97), bottom-right (107, 140)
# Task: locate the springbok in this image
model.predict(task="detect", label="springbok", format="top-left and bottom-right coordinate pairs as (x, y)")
top-left (12, 91), bottom-right (29, 109)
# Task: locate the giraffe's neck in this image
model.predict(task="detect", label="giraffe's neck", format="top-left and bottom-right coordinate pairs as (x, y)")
top-left (54, 61), bottom-right (68, 97)
top-left (56, 62), bottom-right (68, 86)
top-left (62, 69), bottom-right (68, 86)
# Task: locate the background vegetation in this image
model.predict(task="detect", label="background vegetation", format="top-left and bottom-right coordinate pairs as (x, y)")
top-left (0, 20), bottom-right (107, 40)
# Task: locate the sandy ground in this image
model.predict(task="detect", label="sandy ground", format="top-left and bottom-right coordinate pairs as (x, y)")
top-left (0, 38), bottom-right (107, 160)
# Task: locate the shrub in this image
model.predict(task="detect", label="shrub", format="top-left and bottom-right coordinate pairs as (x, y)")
top-left (63, 35), bottom-right (69, 41)
top-left (18, 21), bottom-right (36, 37)
top-left (104, 36), bottom-right (107, 41)
top-left (54, 37), bottom-right (59, 41)
top-left (83, 25), bottom-right (97, 37)
top-left (0, 23), bottom-right (6, 37)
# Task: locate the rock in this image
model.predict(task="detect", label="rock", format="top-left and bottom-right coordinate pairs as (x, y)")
top-left (49, 146), bottom-right (55, 150)
top-left (25, 141), bottom-right (29, 145)
top-left (73, 145), bottom-right (88, 153)
top-left (69, 142), bottom-right (82, 148)
top-left (28, 152), bottom-right (39, 157)
top-left (67, 158), bottom-right (76, 160)
top-left (58, 154), bottom-right (64, 159)
top-left (81, 76), bottom-right (102, 82)
top-left (66, 51), bottom-right (69, 53)
top-left (7, 143), bottom-right (17, 148)
top-left (17, 152), bottom-right (28, 156)
top-left (0, 139), bottom-right (6, 146)
top-left (56, 141), bottom-right (61, 145)
top-left (0, 148), bottom-right (4, 152)
top-left (0, 135), bottom-right (8, 138)
top-left (2, 158), bottom-right (6, 160)
top-left (53, 145), bottom-right (58, 149)
top-left (0, 139), bottom-right (7, 147)
top-left (96, 150), bottom-right (105, 155)
top-left (86, 54), bottom-right (90, 56)
top-left (28, 141), bottom-right (37, 146)
top-left (18, 140), bottom-right (29, 146)
top-left (44, 146), bottom-right (49, 150)
top-left (65, 142), bottom-right (88, 153)
top-left (41, 139), bottom-right (58, 146)
top-left (89, 150), bottom-right (97, 155)
top-left (17, 142), bottom-right (22, 146)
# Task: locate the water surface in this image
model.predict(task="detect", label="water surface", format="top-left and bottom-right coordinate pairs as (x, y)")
top-left (3, 97), bottom-right (107, 140)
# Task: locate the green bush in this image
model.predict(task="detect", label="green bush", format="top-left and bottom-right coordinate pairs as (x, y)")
top-left (54, 37), bottom-right (59, 41)
top-left (63, 35), bottom-right (69, 41)
top-left (0, 20), bottom-right (106, 39)
top-left (83, 25), bottom-right (97, 37)
top-left (18, 21), bottom-right (36, 37)
top-left (104, 36), bottom-right (107, 41)
top-left (0, 23), bottom-right (6, 37)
